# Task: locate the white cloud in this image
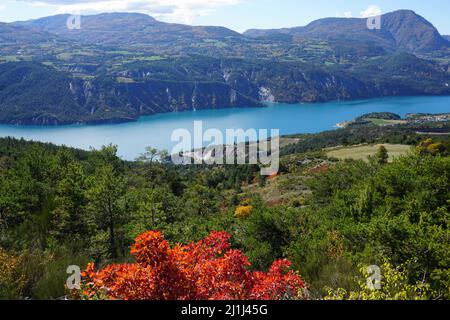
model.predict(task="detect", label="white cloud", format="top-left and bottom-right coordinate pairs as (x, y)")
top-left (0, 5), bottom-right (6, 11)
top-left (334, 5), bottom-right (382, 19)
top-left (20, 0), bottom-right (242, 24)
top-left (360, 5), bottom-right (381, 18)
top-left (334, 11), bottom-right (353, 18)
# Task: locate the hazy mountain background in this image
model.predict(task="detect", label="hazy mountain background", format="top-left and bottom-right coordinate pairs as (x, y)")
top-left (244, 10), bottom-right (449, 53)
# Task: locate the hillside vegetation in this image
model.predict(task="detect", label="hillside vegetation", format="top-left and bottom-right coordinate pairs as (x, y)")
top-left (326, 144), bottom-right (412, 162)
top-left (0, 121), bottom-right (449, 300)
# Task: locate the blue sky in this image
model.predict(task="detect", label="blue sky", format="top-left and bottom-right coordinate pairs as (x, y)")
top-left (1, 0), bottom-right (449, 34)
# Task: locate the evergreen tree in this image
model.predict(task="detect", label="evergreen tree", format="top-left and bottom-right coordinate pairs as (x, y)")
top-left (374, 145), bottom-right (389, 164)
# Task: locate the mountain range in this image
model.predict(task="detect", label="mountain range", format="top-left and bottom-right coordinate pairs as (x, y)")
top-left (244, 10), bottom-right (449, 53)
top-left (11, 10), bottom-right (449, 53)
top-left (0, 10), bottom-right (449, 125)
top-left (12, 12), bottom-right (241, 47)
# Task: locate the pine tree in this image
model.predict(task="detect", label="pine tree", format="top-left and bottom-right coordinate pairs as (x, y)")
top-left (374, 145), bottom-right (389, 164)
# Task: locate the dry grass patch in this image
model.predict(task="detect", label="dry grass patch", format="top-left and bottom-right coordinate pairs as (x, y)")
top-left (326, 144), bottom-right (412, 162)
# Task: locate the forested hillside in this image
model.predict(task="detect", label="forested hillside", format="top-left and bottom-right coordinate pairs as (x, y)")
top-left (0, 52), bottom-right (449, 125)
top-left (1, 121), bottom-right (449, 300)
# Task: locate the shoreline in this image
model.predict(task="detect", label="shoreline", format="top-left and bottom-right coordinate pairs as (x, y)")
top-left (335, 112), bottom-right (450, 128)
top-left (1, 95), bottom-right (450, 128)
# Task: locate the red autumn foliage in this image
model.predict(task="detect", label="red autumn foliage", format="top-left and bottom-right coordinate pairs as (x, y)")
top-left (80, 231), bottom-right (306, 300)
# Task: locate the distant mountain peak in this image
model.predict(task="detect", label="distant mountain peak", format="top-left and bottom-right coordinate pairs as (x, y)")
top-left (244, 9), bottom-right (448, 53)
top-left (89, 12), bottom-right (155, 18)
top-left (381, 10), bottom-right (447, 52)
top-left (0, 22), bottom-right (54, 43)
top-left (76, 12), bottom-right (158, 23)
top-left (10, 11), bottom-right (240, 46)
top-left (5, 9), bottom-right (448, 54)
top-left (389, 9), bottom-right (417, 15)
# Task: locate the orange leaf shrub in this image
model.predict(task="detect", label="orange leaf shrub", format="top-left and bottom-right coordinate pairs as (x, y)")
top-left (80, 231), bottom-right (306, 300)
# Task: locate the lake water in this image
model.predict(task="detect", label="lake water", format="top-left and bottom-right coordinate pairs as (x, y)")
top-left (0, 96), bottom-right (449, 160)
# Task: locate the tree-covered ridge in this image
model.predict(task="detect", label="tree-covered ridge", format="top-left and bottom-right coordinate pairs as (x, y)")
top-left (0, 61), bottom-right (263, 125)
top-left (0, 52), bottom-right (449, 125)
top-left (0, 121), bottom-right (449, 300)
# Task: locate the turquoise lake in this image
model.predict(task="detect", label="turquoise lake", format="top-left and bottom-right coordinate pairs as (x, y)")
top-left (0, 96), bottom-right (449, 160)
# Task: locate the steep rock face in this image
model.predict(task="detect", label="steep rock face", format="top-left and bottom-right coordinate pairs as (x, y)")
top-left (220, 64), bottom-right (374, 103)
top-left (0, 62), bottom-right (262, 125)
top-left (1, 57), bottom-right (449, 125)
top-left (172, 55), bottom-right (450, 104)
top-left (80, 79), bottom-right (262, 118)
top-left (0, 62), bottom-right (86, 125)
top-left (88, 53), bottom-right (450, 111)
top-left (120, 58), bottom-right (379, 103)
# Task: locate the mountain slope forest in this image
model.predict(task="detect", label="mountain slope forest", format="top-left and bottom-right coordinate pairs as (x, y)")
top-left (0, 119), bottom-right (449, 300)
top-left (0, 10), bottom-right (449, 125)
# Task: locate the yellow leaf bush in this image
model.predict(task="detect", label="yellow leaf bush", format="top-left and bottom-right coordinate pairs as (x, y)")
top-left (234, 205), bottom-right (254, 219)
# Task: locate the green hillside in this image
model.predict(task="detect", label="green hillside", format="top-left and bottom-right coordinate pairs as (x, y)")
top-left (0, 120), bottom-right (449, 299)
